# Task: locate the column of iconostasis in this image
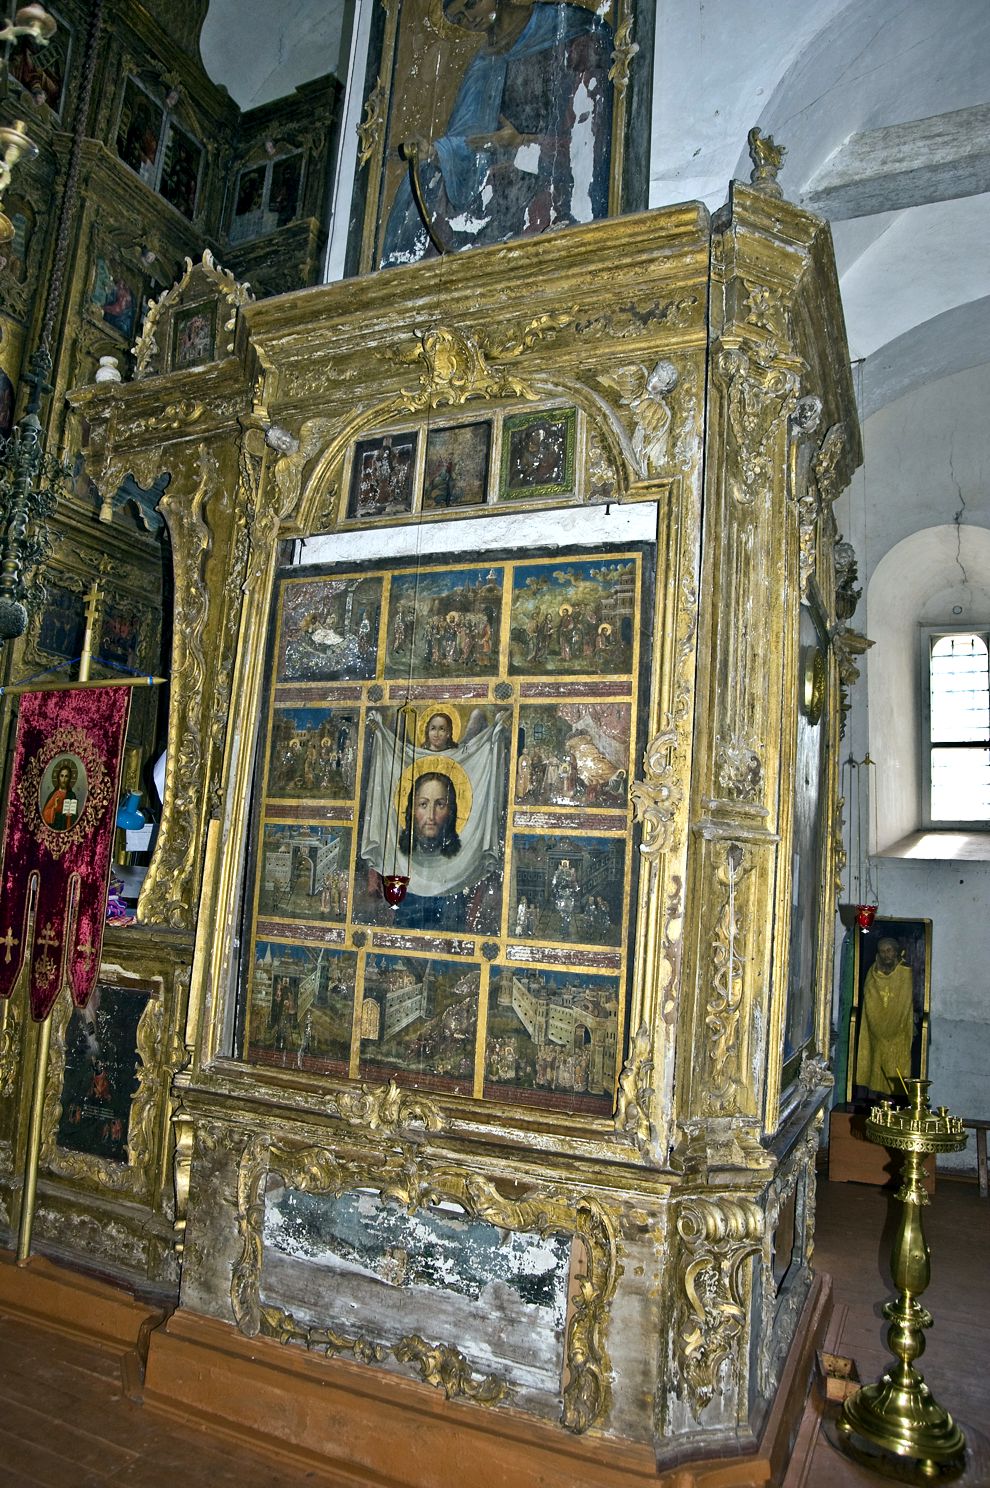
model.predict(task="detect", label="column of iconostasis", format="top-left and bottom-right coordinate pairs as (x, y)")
top-left (237, 409), bottom-right (652, 1119)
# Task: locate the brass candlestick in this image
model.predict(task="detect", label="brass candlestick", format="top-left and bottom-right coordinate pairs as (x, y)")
top-left (838, 1079), bottom-right (968, 1478)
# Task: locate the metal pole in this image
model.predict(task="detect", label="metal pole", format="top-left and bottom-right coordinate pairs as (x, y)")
top-left (15, 1013), bottom-right (51, 1264)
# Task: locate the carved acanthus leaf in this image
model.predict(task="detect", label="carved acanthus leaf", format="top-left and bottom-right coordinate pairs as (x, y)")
top-left (608, 15), bottom-right (639, 94)
top-left (715, 736), bottom-right (761, 802)
top-left (631, 728), bottom-right (684, 860)
top-left (335, 1077), bottom-right (445, 1135)
top-left (356, 75), bottom-right (387, 167)
top-left (675, 1195), bottom-right (764, 1415)
top-left (395, 324), bottom-right (541, 411)
top-left (717, 344), bottom-right (800, 504)
top-left (706, 844), bottom-right (750, 1109)
top-left (614, 1022), bottom-right (660, 1164)
top-left (0, 998), bottom-right (19, 1098)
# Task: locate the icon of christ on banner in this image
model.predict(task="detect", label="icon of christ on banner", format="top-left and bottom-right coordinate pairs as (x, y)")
top-left (0, 687), bottom-right (130, 1021)
top-left (357, 705), bottom-right (508, 932)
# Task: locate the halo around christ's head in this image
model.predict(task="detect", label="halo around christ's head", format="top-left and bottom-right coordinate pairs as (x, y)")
top-left (395, 754), bottom-right (473, 827)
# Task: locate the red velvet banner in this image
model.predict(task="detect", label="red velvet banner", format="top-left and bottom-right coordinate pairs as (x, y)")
top-left (0, 687), bottom-right (130, 1021)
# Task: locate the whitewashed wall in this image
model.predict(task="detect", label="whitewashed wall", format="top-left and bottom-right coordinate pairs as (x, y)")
top-left (834, 362), bottom-right (990, 1168)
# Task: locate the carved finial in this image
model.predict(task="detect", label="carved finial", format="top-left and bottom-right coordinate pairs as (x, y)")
top-left (747, 127), bottom-right (786, 198)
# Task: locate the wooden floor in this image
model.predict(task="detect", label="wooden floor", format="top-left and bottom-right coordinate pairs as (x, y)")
top-left (0, 1176), bottom-right (986, 1486)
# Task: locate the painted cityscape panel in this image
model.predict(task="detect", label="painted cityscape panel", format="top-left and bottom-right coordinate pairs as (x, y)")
top-left (277, 574), bottom-right (382, 681)
top-left (359, 954), bottom-right (479, 1095)
top-left (515, 702), bottom-right (631, 808)
top-left (509, 834), bottom-right (625, 947)
top-left (248, 942), bottom-right (357, 1075)
top-left (351, 701), bottom-right (507, 935)
top-left (266, 706), bottom-right (360, 799)
top-left (256, 823), bottom-right (351, 923)
top-left (385, 566), bottom-right (503, 679)
top-left (485, 965), bottom-right (619, 1116)
top-left (424, 422), bottom-right (491, 510)
top-left (347, 431), bottom-right (418, 520)
top-left (57, 982), bottom-right (151, 1163)
top-left (508, 558), bottom-right (636, 676)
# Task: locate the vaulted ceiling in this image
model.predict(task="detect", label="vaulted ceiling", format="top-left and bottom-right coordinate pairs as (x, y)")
top-left (200, 0), bottom-right (990, 422)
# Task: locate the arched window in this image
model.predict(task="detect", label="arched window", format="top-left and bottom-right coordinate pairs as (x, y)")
top-left (924, 630), bottom-right (990, 825)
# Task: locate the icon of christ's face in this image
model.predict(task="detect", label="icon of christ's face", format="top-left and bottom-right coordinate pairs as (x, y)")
top-left (413, 777), bottom-right (454, 846)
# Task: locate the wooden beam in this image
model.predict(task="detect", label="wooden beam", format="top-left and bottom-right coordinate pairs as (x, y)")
top-left (803, 104), bottom-right (990, 220)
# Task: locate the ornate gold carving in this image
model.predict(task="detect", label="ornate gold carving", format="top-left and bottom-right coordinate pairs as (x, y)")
top-left (587, 421), bottom-right (619, 501)
top-left (144, 399), bottom-right (206, 432)
top-left (138, 447), bottom-right (216, 927)
top-left (614, 1023), bottom-right (660, 1163)
top-left (172, 1105), bottom-right (195, 1254)
top-left (717, 345), bottom-right (800, 505)
top-left (334, 1078), bottom-right (445, 1134)
top-left (813, 423), bottom-right (846, 509)
top-left (795, 1051), bottom-right (833, 1101)
top-left (356, 76), bottom-right (387, 168)
top-left (394, 1335), bottom-right (514, 1404)
top-left (395, 321), bottom-right (566, 411)
top-left (573, 296), bottom-right (699, 341)
top-left (747, 127), bottom-right (786, 198)
top-left (230, 1137), bottom-right (619, 1434)
top-left (675, 1194), bottom-right (763, 1415)
top-left (631, 727), bottom-right (683, 859)
top-left (715, 737), bottom-right (762, 801)
top-left (608, 16), bottom-right (639, 95)
top-left (0, 992), bottom-right (20, 1098)
top-left (133, 250), bottom-right (254, 379)
top-left (707, 844), bottom-right (750, 1108)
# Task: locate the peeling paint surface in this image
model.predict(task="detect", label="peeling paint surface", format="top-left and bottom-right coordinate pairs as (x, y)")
top-left (260, 1186), bottom-right (571, 1397)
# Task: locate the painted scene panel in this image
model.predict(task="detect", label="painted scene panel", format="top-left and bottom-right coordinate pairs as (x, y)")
top-left (277, 574), bottom-right (382, 681)
top-left (359, 953), bottom-right (479, 1095)
top-left (385, 565), bottom-right (503, 679)
top-left (516, 702), bottom-right (630, 808)
top-left (266, 706), bottom-right (360, 800)
top-left (424, 421), bottom-right (491, 510)
top-left (510, 833), bottom-right (625, 946)
top-left (499, 409), bottom-right (576, 501)
top-left (509, 556), bottom-right (637, 676)
top-left (378, 0), bottom-right (615, 268)
top-left (485, 964), bottom-right (619, 1115)
top-left (347, 432), bottom-right (418, 520)
top-left (352, 702), bottom-right (507, 935)
top-left (57, 982), bottom-right (151, 1163)
top-left (257, 822), bottom-right (351, 923)
top-left (248, 942), bottom-right (357, 1075)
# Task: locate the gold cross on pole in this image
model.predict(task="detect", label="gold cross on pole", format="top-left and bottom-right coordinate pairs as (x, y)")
top-left (79, 581), bottom-right (101, 684)
top-left (0, 927), bottom-right (17, 963)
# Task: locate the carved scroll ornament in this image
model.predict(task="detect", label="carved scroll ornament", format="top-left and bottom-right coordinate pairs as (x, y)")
top-left (231, 1135), bottom-right (619, 1433)
top-left (675, 1194), bottom-right (763, 1416)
